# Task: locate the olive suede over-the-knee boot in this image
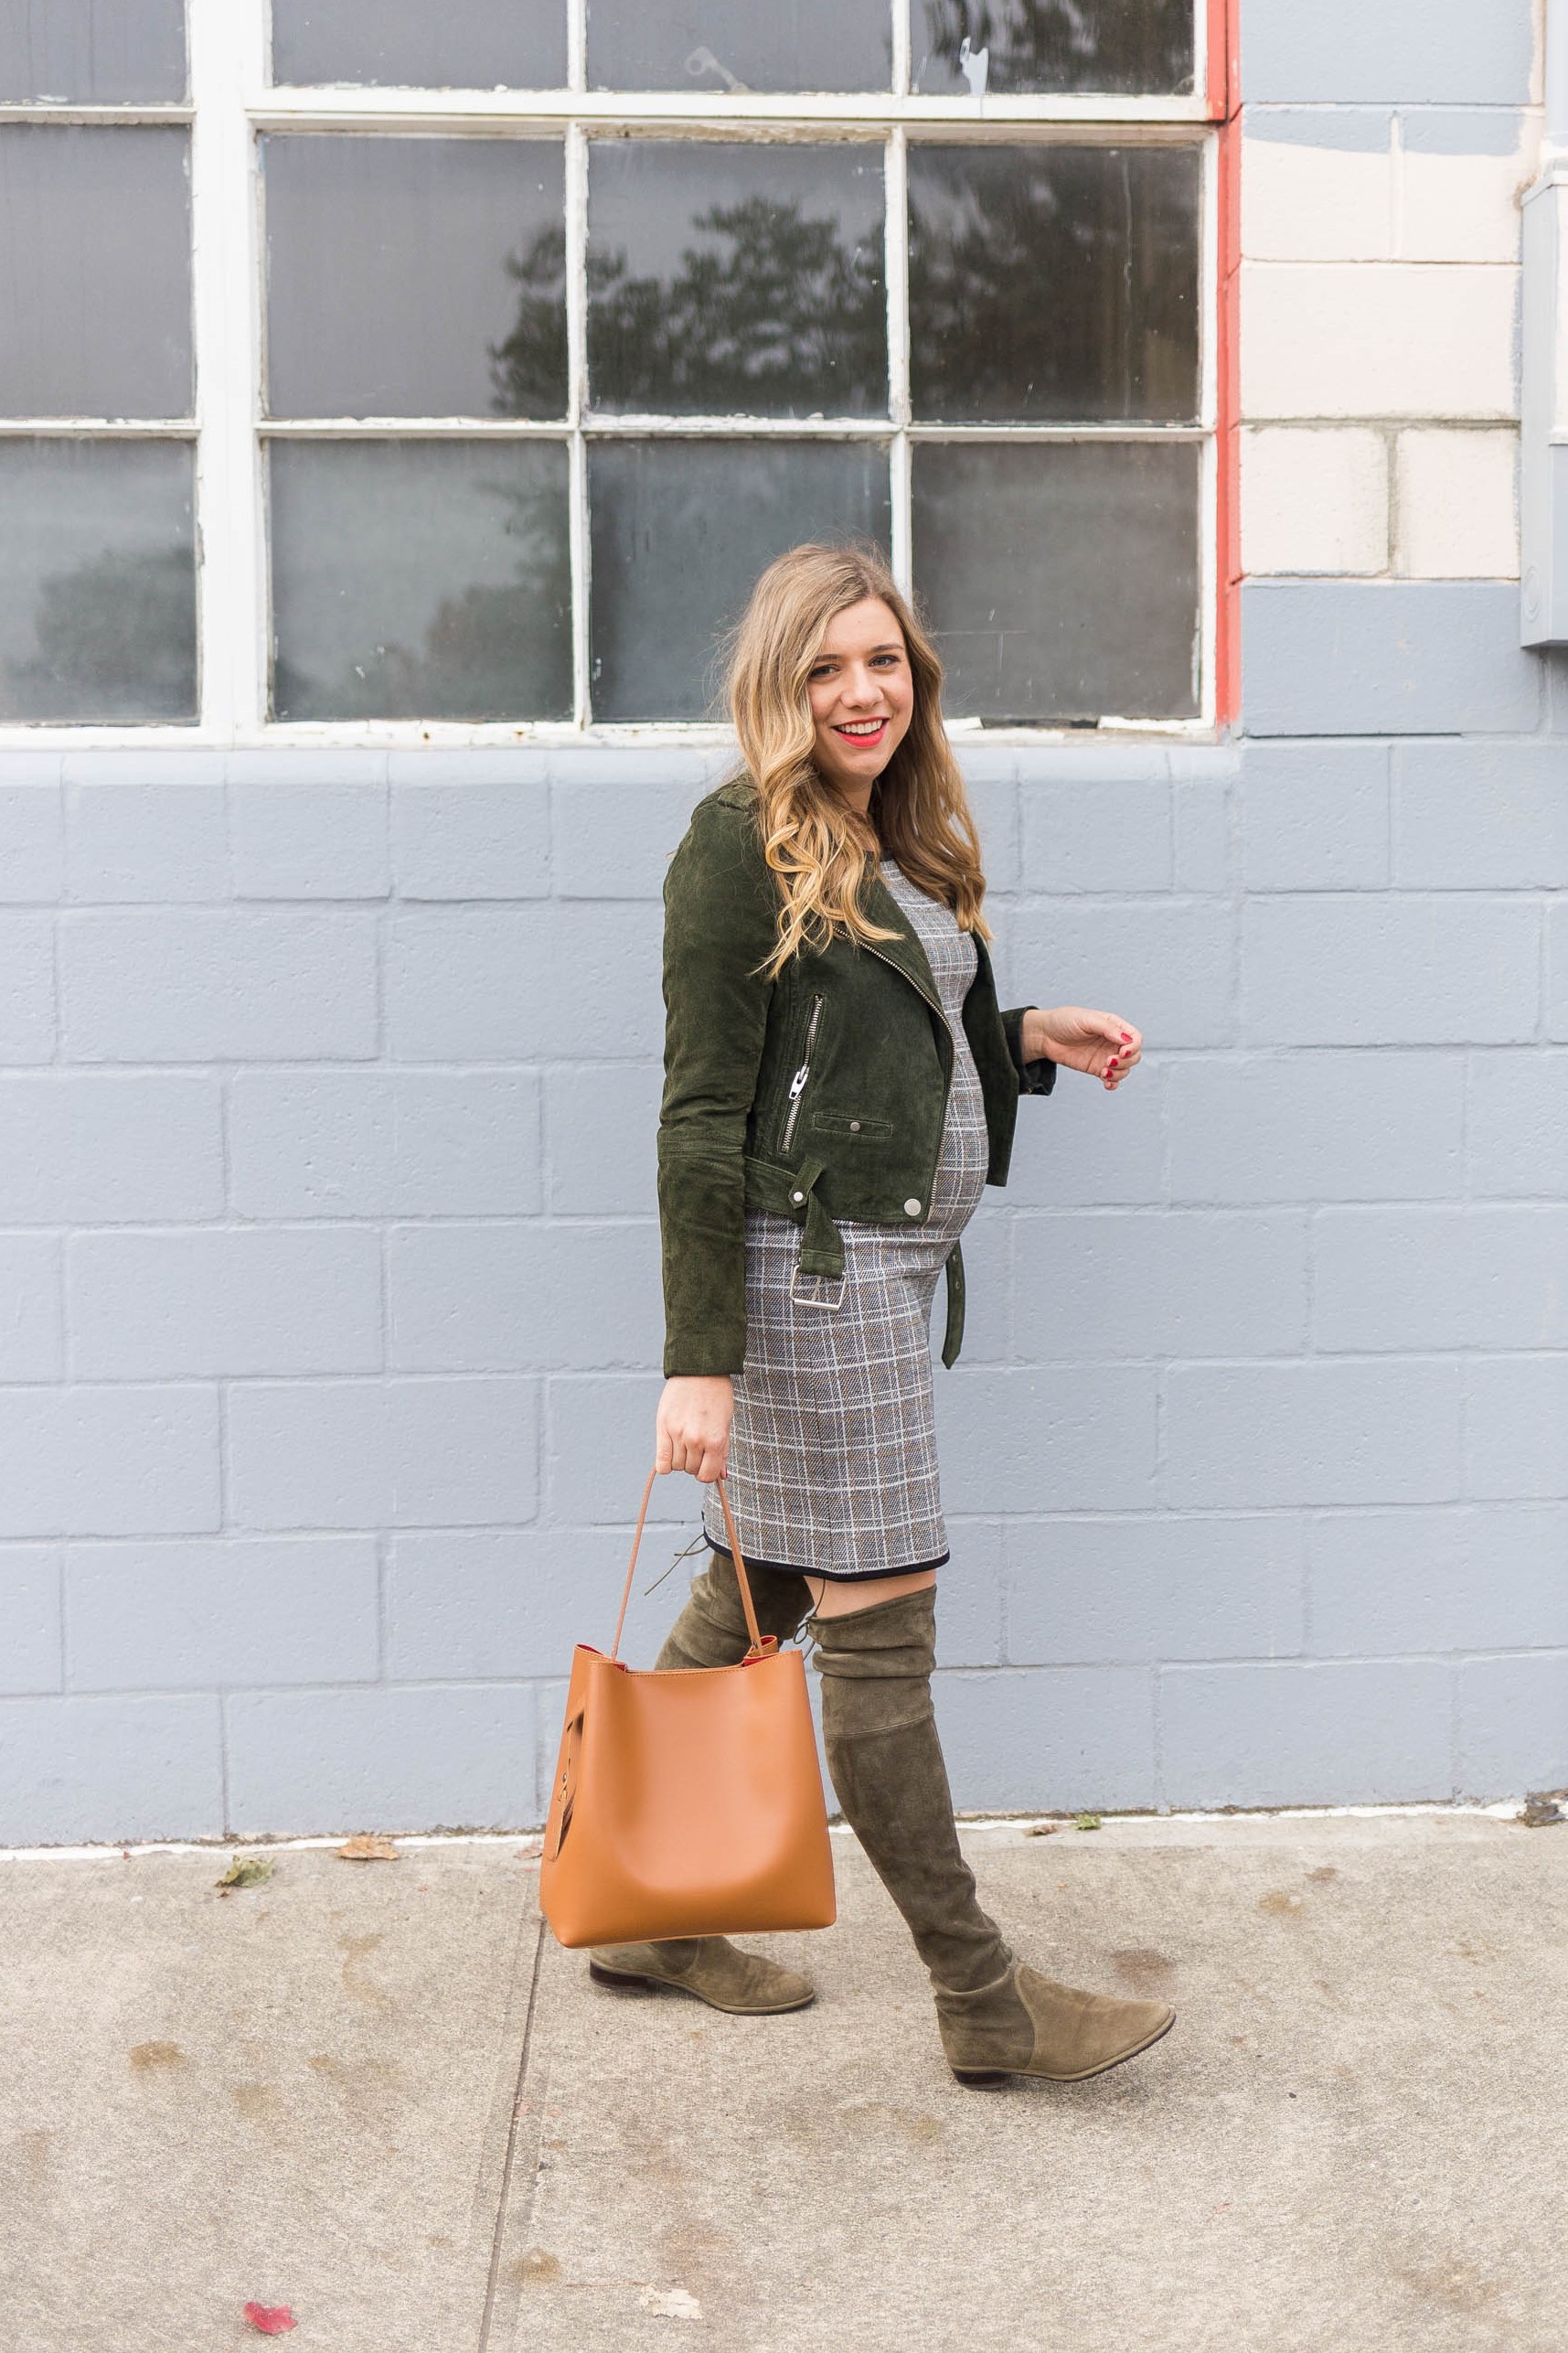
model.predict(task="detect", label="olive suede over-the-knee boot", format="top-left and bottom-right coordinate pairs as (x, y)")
top-left (651, 1548), bottom-right (812, 1671)
top-left (590, 1549), bottom-right (818, 2016)
top-left (811, 1588), bottom-right (1175, 2084)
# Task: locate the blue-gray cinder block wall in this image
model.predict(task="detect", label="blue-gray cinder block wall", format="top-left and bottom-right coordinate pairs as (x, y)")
top-left (3, 0), bottom-right (1566, 1838)
top-left (2, 583), bottom-right (1565, 1840)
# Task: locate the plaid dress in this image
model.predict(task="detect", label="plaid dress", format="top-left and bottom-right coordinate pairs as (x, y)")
top-left (703, 861), bottom-right (989, 1581)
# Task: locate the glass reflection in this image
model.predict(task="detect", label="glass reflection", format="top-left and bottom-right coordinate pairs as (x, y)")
top-left (908, 144), bottom-right (1199, 422)
top-left (272, 0), bottom-right (567, 91)
top-left (0, 126), bottom-right (192, 419)
top-left (269, 440), bottom-right (571, 721)
top-left (588, 0), bottom-right (889, 93)
top-left (0, 439), bottom-right (196, 722)
top-left (912, 0), bottom-right (1193, 96)
top-left (0, 0), bottom-right (187, 101)
top-left (912, 441), bottom-right (1200, 721)
top-left (264, 137), bottom-right (565, 421)
top-left (588, 144), bottom-right (885, 416)
top-left (589, 439), bottom-right (891, 720)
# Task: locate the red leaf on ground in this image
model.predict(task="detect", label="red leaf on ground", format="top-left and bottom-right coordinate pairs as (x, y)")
top-left (243, 2304), bottom-right (297, 2335)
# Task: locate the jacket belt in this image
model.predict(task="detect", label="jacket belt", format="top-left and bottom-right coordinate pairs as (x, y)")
top-left (744, 1155), bottom-right (968, 1367)
top-left (940, 1241), bottom-right (965, 1370)
top-left (795, 1162), bottom-right (845, 1279)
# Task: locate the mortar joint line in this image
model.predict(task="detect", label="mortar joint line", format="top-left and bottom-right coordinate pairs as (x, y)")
top-left (218, 1688), bottom-right (232, 1836)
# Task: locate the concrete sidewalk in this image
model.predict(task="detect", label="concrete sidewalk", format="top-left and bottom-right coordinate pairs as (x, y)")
top-left (4, 1810), bottom-right (1566, 2352)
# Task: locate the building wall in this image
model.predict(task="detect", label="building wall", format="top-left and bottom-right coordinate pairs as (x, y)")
top-left (1, 0), bottom-right (1564, 1841)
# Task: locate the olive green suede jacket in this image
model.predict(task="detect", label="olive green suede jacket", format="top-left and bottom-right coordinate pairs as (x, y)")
top-left (658, 778), bottom-right (1054, 1378)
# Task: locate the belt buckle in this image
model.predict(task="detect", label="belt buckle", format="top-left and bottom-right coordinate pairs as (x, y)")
top-left (790, 1263), bottom-right (846, 1312)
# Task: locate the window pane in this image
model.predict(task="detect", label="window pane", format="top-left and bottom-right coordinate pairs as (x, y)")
top-left (589, 438), bottom-right (891, 721)
top-left (0, 0), bottom-right (187, 100)
top-left (908, 144), bottom-right (1199, 424)
top-left (269, 440), bottom-right (571, 721)
top-left (263, 137), bottom-right (565, 421)
top-left (912, 442), bottom-right (1200, 721)
top-left (912, 0), bottom-right (1193, 95)
top-left (0, 439), bottom-right (195, 722)
top-left (271, 0), bottom-right (566, 90)
top-left (588, 0), bottom-right (889, 92)
top-left (0, 127), bottom-right (191, 419)
top-left (588, 144), bottom-right (886, 418)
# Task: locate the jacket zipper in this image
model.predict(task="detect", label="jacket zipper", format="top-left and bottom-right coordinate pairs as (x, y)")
top-left (861, 936), bottom-right (943, 1023)
top-left (781, 995), bottom-right (825, 1150)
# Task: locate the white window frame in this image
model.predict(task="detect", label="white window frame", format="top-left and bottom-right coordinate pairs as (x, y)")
top-left (0, 0), bottom-right (1220, 746)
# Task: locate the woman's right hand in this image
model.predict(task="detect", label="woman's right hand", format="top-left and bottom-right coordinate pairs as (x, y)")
top-left (655, 1375), bottom-right (734, 1482)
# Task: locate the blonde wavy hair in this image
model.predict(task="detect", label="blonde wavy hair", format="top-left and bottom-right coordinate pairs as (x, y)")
top-left (723, 543), bottom-right (990, 978)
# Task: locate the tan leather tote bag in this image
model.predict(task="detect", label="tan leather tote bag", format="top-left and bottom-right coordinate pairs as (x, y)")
top-left (539, 1471), bottom-right (836, 1950)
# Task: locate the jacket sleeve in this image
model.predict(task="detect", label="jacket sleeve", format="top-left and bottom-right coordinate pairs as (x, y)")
top-left (1000, 1006), bottom-right (1058, 1098)
top-left (657, 798), bottom-right (779, 1377)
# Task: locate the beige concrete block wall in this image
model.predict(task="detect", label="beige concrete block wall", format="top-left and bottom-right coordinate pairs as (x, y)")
top-left (1240, 106), bottom-right (1541, 583)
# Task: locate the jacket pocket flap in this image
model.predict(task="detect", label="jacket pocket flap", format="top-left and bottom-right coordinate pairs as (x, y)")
top-left (810, 1109), bottom-right (892, 1139)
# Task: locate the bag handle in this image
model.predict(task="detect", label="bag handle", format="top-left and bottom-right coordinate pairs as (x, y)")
top-left (610, 1471), bottom-right (769, 1663)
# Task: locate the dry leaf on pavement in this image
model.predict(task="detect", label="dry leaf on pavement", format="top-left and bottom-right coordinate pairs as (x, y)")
top-left (336, 1833), bottom-right (400, 1861)
top-left (216, 1856), bottom-right (273, 1893)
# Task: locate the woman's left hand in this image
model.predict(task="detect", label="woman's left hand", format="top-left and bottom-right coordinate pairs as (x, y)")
top-left (1021, 1005), bottom-right (1142, 1091)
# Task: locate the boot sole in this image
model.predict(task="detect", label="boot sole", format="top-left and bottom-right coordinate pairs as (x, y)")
top-left (951, 2005), bottom-right (1176, 2087)
top-left (587, 1960), bottom-right (816, 2016)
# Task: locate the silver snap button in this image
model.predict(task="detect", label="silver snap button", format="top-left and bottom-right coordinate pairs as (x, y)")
top-left (791, 1190), bottom-right (805, 1204)
top-left (904, 1198), bottom-right (922, 1216)
top-left (849, 1120), bottom-right (861, 1132)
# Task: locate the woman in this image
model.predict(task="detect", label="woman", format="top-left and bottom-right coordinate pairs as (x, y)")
top-left (591, 544), bottom-right (1175, 2087)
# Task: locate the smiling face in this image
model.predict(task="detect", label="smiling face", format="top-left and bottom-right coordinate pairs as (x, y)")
top-left (806, 596), bottom-right (915, 811)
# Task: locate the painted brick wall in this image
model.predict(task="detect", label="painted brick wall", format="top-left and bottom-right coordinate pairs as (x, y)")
top-left (1, 0), bottom-right (1565, 1842)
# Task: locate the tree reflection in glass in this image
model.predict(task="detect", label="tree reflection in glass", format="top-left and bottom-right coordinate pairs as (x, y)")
top-left (585, 144), bottom-right (886, 415)
top-left (489, 222), bottom-right (568, 418)
top-left (0, 440), bottom-right (196, 722)
top-left (908, 144), bottom-right (1199, 422)
top-left (589, 439), bottom-right (891, 719)
top-left (912, 0), bottom-right (1193, 96)
top-left (5, 547), bottom-right (195, 720)
top-left (270, 442), bottom-right (571, 722)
